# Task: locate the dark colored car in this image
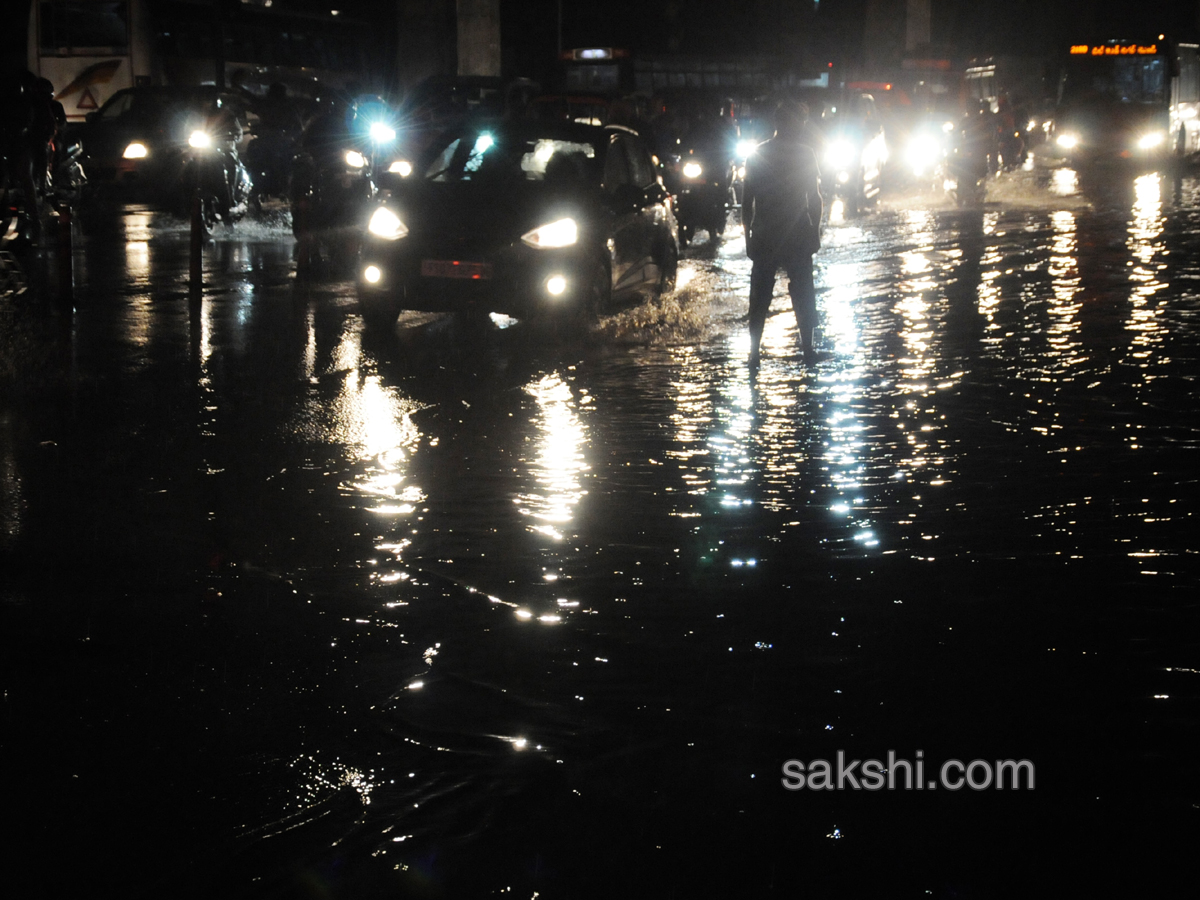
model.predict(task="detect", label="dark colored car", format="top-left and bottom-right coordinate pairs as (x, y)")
top-left (79, 85), bottom-right (249, 203)
top-left (356, 120), bottom-right (679, 329)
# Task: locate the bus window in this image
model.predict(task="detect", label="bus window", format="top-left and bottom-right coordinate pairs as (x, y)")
top-left (39, 1), bottom-right (129, 52)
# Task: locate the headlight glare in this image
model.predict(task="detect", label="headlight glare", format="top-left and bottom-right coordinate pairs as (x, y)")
top-left (345, 149), bottom-right (367, 169)
top-left (388, 159), bottom-right (413, 177)
top-left (735, 139), bottom-right (758, 159)
top-left (123, 141), bottom-right (148, 159)
top-left (369, 121), bottom-right (396, 144)
top-left (521, 217), bottom-right (578, 249)
top-left (367, 206), bottom-right (408, 240)
top-left (1137, 131), bottom-right (1165, 150)
top-left (1056, 133), bottom-right (1078, 149)
top-left (188, 130), bottom-right (212, 149)
top-left (825, 139), bottom-right (857, 170)
top-left (682, 161), bottom-right (703, 179)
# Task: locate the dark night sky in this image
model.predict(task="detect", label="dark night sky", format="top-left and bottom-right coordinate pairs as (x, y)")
top-left (502, 0), bottom-right (1199, 77)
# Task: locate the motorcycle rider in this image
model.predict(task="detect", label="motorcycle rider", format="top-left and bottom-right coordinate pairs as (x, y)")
top-left (245, 82), bottom-right (302, 198)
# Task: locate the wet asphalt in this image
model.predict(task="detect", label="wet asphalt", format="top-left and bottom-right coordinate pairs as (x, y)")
top-left (2, 154), bottom-right (1199, 898)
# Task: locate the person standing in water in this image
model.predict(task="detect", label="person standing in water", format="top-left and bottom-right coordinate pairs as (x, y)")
top-left (742, 99), bottom-right (823, 367)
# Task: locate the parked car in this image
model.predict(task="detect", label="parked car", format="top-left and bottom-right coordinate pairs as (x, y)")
top-left (356, 120), bottom-right (679, 329)
top-left (79, 85), bottom-right (249, 203)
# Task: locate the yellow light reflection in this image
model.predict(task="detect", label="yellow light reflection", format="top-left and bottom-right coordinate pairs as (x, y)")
top-left (1046, 211), bottom-right (1084, 372)
top-left (515, 374), bottom-right (589, 534)
top-left (1125, 173), bottom-right (1168, 362)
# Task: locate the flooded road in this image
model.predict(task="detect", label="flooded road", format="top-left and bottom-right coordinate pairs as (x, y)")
top-left (3, 158), bottom-right (1200, 898)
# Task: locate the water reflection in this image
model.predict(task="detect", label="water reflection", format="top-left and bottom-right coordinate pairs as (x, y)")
top-left (515, 373), bottom-right (589, 541)
top-left (1125, 173), bottom-right (1168, 366)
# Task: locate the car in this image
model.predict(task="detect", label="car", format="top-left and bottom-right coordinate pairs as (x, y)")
top-left (356, 119), bottom-right (679, 329)
top-left (79, 85), bottom-right (249, 203)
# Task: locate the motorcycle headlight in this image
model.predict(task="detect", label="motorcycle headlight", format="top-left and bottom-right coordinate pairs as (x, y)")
top-left (1055, 133), bottom-right (1078, 149)
top-left (367, 206), bottom-right (408, 240)
top-left (188, 130), bottom-right (212, 149)
top-left (369, 121), bottom-right (396, 144)
top-left (521, 217), bottom-right (578, 249)
top-left (735, 139), bottom-right (758, 160)
top-left (1137, 131), bottom-right (1165, 150)
top-left (905, 135), bottom-right (942, 174)
top-left (682, 161), bottom-right (703, 179)
top-left (825, 139), bottom-right (857, 171)
top-left (345, 149), bottom-right (367, 169)
top-left (388, 159), bottom-right (413, 177)
top-left (123, 141), bottom-right (148, 159)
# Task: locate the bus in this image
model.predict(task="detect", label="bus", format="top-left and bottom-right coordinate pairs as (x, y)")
top-left (1050, 36), bottom-right (1200, 160)
top-left (28, 0), bottom-right (387, 123)
top-left (28, 1), bottom-right (152, 122)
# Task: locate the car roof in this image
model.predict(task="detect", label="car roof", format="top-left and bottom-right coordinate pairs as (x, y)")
top-left (438, 117), bottom-right (636, 142)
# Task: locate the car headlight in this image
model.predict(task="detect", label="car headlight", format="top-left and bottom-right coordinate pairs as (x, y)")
top-left (367, 206), bottom-right (408, 240)
top-left (369, 121), bottom-right (396, 144)
top-left (1137, 131), bottom-right (1165, 150)
top-left (388, 159), bottom-right (413, 177)
top-left (188, 130), bottom-right (212, 149)
top-left (682, 161), bottom-right (703, 179)
top-left (825, 139), bottom-right (857, 171)
top-left (1055, 133), bottom-right (1078, 149)
top-left (735, 139), bottom-right (758, 159)
top-left (521, 217), bottom-right (578, 249)
top-left (345, 149), bottom-right (367, 169)
top-left (123, 141), bottom-right (148, 159)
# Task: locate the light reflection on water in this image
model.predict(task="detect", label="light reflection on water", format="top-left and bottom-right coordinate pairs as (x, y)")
top-left (515, 373), bottom-right (589, 540)
top-left (15, 174), bottom-right (1200, 895)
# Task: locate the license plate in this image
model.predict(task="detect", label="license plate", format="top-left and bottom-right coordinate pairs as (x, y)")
top-left (421, 259), bottom-right (493, 280)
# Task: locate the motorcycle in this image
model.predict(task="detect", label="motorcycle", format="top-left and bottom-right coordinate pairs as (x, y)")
top-left (942, 109), bottom-right (996, 207)
top-left (48, 135), bottom-right (86, 207)
top-left (942, 145), bottom-right (990, 207)
top-left (178, 109), bottom-right (253, 235)
top-left (290, 97), bottom-right (398, 268)
top-left (663, 148), bottom-right (735, 247)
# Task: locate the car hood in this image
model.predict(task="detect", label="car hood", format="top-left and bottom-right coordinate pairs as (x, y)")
top-left (385, 181), bottom-right (604, 247)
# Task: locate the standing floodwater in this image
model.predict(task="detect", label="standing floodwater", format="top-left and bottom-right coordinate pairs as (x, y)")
top-left (2, 161), bottom-right (1199, 898)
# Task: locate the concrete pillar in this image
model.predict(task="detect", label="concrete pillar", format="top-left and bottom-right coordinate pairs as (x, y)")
top-left (905, 0), bottom-right (930, 53)
top-left (457, 0), bottom-right (501, 78)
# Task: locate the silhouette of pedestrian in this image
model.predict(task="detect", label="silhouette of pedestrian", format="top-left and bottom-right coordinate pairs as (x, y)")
top-left (743, 99), bottom-right (823, 366)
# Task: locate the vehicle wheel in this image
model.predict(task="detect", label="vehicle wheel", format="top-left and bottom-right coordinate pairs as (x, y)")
top-left (656, 239), bottom-right (678, 295)
top-left (583, 260), bottom-right (609, 321)
top-left (358, 289), bottom-right (404, 330)
top-left (197, 193), bottom-right (218, 235)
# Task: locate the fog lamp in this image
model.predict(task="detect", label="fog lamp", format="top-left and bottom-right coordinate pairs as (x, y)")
top-left (546, 275), bottom-right (568, 296)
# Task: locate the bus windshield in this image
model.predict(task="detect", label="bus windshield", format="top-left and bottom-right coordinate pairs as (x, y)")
top-left (1061, 56), bottom-right (1167, 105)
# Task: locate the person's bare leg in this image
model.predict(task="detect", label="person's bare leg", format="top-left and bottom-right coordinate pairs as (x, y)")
top-left (787, 254), bottom-right (816, 359)
top-left (748, 260), bottom-right (775, 368)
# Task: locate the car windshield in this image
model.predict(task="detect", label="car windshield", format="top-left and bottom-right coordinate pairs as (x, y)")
top-left (424, 130), bottom-right (598, 184)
